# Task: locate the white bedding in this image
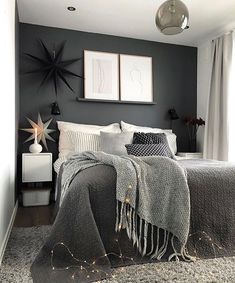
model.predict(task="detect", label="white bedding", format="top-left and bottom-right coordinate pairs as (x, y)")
top-left (54, 155), bottom-right (187, 174)
top-left (54, 121), bottom-right (180, 174)
top-left (174, 155), bottom-right (187, 160)
top-left (54, 156), bottom-right (67, 174)
top-left (57, 121), bottom-right (121, 158)
top-left (121, 121), bottom-right (177, 154)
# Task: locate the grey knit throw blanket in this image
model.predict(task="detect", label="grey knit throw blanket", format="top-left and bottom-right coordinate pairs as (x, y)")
top-left (60, 151), bottom-right (192, 261)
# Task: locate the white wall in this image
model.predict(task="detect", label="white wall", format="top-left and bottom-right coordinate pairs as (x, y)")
top-left (0, 0), bottom-right (17, 263)
top-left (197, 42), bottom-right (212, 152)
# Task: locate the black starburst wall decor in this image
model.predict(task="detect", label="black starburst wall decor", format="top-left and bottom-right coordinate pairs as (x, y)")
top-left (25, 40), bottom-right (83, 95)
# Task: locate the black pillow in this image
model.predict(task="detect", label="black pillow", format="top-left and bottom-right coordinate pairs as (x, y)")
top-left (133, 132), bottom-right (167, 144)
top-left (132, 132), bottom-right (173, 157)
top-left (125, 143), bottom-right (173, 158)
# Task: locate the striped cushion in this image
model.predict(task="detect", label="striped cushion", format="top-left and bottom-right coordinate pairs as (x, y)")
top-left (72, 131), bottom-right (101, 152)
top-left (54, 132), bottom-right (101, 174)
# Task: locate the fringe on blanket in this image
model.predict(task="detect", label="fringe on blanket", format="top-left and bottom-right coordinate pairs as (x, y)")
top-left (115, 201), bottom-right (194, 262)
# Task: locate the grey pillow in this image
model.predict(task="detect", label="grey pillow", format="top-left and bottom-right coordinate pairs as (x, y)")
top-left (100, 131), bottom-right (133, 155)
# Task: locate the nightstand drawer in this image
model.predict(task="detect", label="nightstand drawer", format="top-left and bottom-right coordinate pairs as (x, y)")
top-left (22, 187), bottom-right (51, 206)
top-left (22, 153), bottom-right (52, 183)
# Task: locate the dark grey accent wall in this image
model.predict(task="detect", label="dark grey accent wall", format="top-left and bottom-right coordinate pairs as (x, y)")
top-left (19, 23), bottom-right (197, 160)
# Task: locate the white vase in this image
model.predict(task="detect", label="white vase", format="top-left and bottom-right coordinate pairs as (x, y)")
top-left (29, 141), bottom-right (42, 153)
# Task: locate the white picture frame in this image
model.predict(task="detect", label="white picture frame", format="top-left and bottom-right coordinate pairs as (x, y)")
top-left (84, 50), bottom-right (119, 101)
top-left (120, 54), bottom-right (153, 102)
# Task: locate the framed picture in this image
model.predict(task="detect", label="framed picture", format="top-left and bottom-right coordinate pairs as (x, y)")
top-left (84, 50), bottom-right (119, 101)
top-left (120, 54), bottom-right (153, 102)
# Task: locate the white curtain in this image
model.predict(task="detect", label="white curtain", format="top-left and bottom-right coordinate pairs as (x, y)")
top-left (228, 32), bottom-right (235, 161)
top-left (203, 32), bottom-right (233, 161)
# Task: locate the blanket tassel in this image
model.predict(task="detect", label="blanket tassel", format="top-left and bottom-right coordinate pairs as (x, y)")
top-left (116, 201), bottom-right (194, 262)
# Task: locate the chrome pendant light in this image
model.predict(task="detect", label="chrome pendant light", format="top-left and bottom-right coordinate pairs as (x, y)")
top-left (156, 0), bottom-right (189, 35)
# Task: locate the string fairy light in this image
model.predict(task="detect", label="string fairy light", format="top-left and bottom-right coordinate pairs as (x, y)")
top-left (50, 229), bottom-right (228, 281)
top-left (50, 183), bottom-right (137, 280)
top-left (50, 183), bottom-right (227, 281)
top-left (50, 237), bottom-right (136, 281)
top-left (124, 183), bottom-right (133, 204)
top-left (188, 230), bottom-right (227, 260)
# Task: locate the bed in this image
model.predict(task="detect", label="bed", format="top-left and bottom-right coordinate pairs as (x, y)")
top-left (31, 121), bottom-right (235, 283)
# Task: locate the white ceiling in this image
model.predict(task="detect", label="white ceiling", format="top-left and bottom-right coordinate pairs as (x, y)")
top-left (17, 0), bottom-right (235, 47)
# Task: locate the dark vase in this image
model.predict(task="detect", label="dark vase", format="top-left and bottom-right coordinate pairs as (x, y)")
top-left (188, 138), bottom-right (196, 152)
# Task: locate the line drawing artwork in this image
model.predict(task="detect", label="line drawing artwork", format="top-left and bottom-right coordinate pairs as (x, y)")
top-left (97, 60), bottom-right (104, 93)
top-left (92, 59), bottom-right (112, 94)
top-left (130, 65), bottom-right (143, 97)
top-left (120, 55), bottom-right (152, 102)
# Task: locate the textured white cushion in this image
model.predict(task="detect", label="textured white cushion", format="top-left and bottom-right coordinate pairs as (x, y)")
top-left (57, 121), bottom-right (121, 158)
top-left (121, 121), bottom-right (177, 154)
top-left (100, 131), bottom-right (134, 155)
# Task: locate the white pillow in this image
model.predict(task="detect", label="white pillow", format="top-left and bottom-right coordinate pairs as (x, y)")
top-left (121, 121), bottom-right (177, 154)
top-left (121, 121), bottom-right (172, 133)
top-left (57, 121), bottom-right (121, 134)
top-left (57, 121), bottom-right (121, 158)
top-left (165, 132), bottom-right (177, 155)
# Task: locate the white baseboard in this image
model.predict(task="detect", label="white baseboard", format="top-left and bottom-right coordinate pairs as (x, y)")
top-left (0, 200), bottom-right (18, 265)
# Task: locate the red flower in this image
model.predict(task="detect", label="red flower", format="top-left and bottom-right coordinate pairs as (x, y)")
top-left (183, 116), bottom-right (205, 126)
top-left (197, 118), bottom-right (205, 126)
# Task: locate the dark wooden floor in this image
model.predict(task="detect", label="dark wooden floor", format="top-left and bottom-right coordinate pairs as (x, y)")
top-left (14, 203), bottom-right (56, 227)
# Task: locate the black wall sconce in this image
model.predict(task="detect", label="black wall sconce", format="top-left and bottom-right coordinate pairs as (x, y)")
top-left (51, 102), bottom-right (61, 115)
top-left (168, 108), bottom-right (179, 130)
top-left (168, 108), bottom-right (179, 120)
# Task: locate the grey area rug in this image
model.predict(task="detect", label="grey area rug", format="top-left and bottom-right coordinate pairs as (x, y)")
top-left (1, 226), bottom-right (235, 283)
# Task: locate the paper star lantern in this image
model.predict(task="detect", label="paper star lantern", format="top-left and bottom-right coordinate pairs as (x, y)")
top-left (21, 113), bottom-right (55, 150)
top-left (25, 40), bottom-right (83, 95)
